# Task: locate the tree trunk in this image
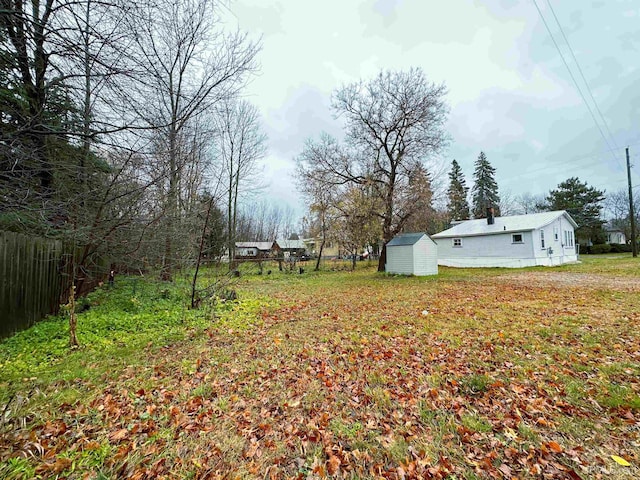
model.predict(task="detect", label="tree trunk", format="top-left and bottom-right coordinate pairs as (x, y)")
top-left (315, 239), bottom-right (325, 271)
top-left (377, 244), bottom-right (387, 272)
top-left (68, 285), bottom-right (79, 347)
top-left (161, 122), bottom-right (178, 281)
top-left (191, 197), bottom-right (213, 308)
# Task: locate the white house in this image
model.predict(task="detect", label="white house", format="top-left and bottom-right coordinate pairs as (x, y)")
top-left (274, 239), bottom-right (307, 258)
top-left (235, 241), bottom-right (274, 258)
top-left (605, 224), bottom-right (626, 245)
top-left (432, 210), bottom-right (579, 268)
top-left (385, 233), bottom-right (438, 276)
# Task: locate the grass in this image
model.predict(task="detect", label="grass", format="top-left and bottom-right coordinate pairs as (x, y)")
top-left (1, 255), bottom-right (639, 479)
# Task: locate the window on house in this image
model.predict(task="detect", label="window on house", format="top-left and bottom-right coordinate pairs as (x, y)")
top-left (564, 230), bottom-right (574, 247)
top-left (453, 238), bottom-right (462, 247)
top-left (540, 230), bottom-right (545, 249)
top-left (512, 233), bottom-right (524, 244)
top-left (554, 227), bottom-right (559, 241)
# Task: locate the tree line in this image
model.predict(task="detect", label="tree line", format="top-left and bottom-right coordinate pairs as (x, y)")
top-left (0, 0), bottom-right (282, 291)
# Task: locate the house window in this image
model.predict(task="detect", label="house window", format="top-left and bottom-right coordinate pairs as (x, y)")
top-left (453, 238), bottom-right (462, 247)
top-left (554, 227), bottom-right (559, 241)
top-left (564, 230), bottom-right (574, 247)
top-left (540, 230), bottom-right (545, 249)
top-left (512, 233), bottom-right (524, 244)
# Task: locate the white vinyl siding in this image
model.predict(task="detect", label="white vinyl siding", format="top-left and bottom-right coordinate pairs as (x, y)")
top-left (386, 235), bottom-right (438, 276)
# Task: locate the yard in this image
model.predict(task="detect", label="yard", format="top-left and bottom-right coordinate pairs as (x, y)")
top-left (0, 255), bottom-right (638, 479)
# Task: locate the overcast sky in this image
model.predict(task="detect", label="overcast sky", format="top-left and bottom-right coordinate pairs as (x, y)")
top-left (226, 0), bottom-right (640, 219)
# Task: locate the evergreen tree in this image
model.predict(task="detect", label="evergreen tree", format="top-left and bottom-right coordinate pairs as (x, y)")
top-left (471, 151), bottom-right (500, 218)
top-left (446, 159), bottom-right (470, 220)
top-left (540, 177), bottom-right (605, 243)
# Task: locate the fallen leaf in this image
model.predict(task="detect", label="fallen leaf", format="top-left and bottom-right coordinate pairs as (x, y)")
top-left (327, 454), bottom-right (340, 475)
top-left (611, 455), bottom-right (631, 466)
top-left (109, 428), bottom-right (129, 442)
top-left (547, 441), bottom-right (563, 453)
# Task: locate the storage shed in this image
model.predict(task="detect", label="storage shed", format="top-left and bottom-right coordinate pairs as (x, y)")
top-left (385, 233), bottom-right (438, 276)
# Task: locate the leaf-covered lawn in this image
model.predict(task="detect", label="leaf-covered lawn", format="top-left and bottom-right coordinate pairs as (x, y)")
top-left (1, 255), bottom-right (639, 479)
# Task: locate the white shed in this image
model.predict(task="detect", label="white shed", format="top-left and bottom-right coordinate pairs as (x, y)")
top-left (432, 210), bottom-right (579, 268)
top-left (385, 233), bottom-right (438, 276)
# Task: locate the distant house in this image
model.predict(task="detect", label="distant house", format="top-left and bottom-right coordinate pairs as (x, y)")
top-left (385, 233), bottom-right (438, 276)
top-left (234, 241), bottom-right (275, 259)
top-left (432, 210), bottom-right (578, 268)
top-left (605, 224), bottom-right (626, 245)
top-left (274, 239), bottom-right (306, 258)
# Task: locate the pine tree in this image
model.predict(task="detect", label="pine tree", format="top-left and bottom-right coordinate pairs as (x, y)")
top-left (541, 177), bottom-right (605, 243)
top-left (471, 151), bottom-right (500, 218)
top-left (446, 159), bottom-right (470, 220)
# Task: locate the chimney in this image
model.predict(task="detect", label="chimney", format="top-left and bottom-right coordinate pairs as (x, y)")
top-left (486, 207), bottom-right (495, 225)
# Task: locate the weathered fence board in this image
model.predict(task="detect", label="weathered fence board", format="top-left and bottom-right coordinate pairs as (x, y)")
top-left (0, 231), bottom-right (109, 339)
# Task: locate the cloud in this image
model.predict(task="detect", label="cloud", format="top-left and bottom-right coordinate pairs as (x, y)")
top-left (227, 0), bottom-right (640, 225)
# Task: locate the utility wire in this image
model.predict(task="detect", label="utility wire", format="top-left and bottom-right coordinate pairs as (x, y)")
top-left (544, 0), bottom-right (620, 152)
top-left (496, 143), bottom-right (640, 186)
top-left (531, 0), bottom-right (625, 170)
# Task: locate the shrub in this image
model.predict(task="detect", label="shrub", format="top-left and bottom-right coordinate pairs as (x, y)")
top-left (609, 243), bottom-right (632, 253)
top-left (590, 244), bottom-right (611, 254)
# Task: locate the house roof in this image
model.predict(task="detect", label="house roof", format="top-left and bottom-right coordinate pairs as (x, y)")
top-left (604, 222), bottom-right (624, 232)
top-left (235, 241), bottom-right (274, 251)
top-left (276, 239), bottom-right (306, 250)
top-left (387, 232), bottom-right (433, 247)
top-left (432, 210), bottom-right (578, 239)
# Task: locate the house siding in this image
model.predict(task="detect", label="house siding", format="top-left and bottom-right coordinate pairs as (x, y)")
top-left (436, 231), bottom-right (534, 264)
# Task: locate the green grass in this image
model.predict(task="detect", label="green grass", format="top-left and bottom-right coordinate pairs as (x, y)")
top-left (1, 255), bottom-right (639, 479)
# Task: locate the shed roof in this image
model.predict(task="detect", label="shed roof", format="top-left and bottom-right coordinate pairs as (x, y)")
top-left (387, 232), bottom-right (433, 247)
top-left (432, 211), bottom-right (577, 239)
top-left (235, 241), bottom-right (274, 251)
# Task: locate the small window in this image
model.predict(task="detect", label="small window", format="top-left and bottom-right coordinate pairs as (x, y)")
top-left (453, 238), bottom-right (462, 247)
top-left (540, 230), bottom-right (545, 249)
top-left (554, 226), bottom-right (559, 241)
top-left (512, 233), bottom-right (524, 244)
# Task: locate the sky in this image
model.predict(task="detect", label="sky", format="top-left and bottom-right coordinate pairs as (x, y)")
top-left (225, 0), bottom-right (640, 219)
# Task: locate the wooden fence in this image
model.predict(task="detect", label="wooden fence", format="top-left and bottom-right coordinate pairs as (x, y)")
top-left (0, 231), bottom-right (109, 339)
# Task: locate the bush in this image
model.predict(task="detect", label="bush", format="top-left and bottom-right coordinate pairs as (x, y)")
top-left (590, 244), bottom-right (612, 254)
top-left (609, 243), bottom-right (632, 253)
top-left (579, 244), bottom-right (589, 255)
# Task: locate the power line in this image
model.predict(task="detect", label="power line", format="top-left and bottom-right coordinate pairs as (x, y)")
top-left (495, 143), bottom-right (640, 186)
top-left (531, 0), bottom-right (625, 171)
top-left (544, 0), bottom-right (620, 152)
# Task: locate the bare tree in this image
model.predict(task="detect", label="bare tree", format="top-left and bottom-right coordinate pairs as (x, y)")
top-left (297, 68), bottom-right (449, 271)
top-left (604, 189), bottom-right (639, 242)
top-left (128, 0), bottom-right (259, 280)
top-left (213, 99), bottom-right (267, 267)
top-left (513, 192), bottom-right (546, 215)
